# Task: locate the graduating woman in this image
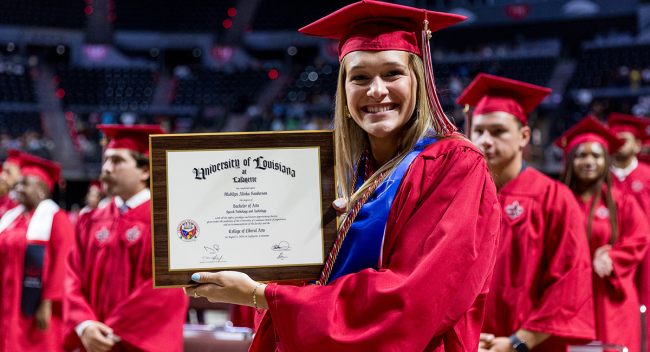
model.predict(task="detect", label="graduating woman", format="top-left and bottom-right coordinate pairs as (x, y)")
top-left (186, 1), bottom-right (501, 351)
top-left (0, 154), bottom-right (74, 352)
top-left (557, 116), bottom-right (650, 352)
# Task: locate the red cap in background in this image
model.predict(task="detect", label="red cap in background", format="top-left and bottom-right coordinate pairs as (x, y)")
top-left (607, 112), bottom-right (650, 140)
top-left (456, 73), bottom-right (552, 126)
top-left (554, 116), bottom-right (624, 154)
top-left (19, 153), bottom-right (61, 191)
top-left (97, 124), bottom-right (166, 156)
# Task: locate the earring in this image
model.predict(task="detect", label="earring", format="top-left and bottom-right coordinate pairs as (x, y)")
top-left (345, 107), bottom-right (352, 119)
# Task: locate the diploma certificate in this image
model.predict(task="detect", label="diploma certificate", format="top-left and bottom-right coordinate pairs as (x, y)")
top-left (150, 131), bottom-right (336, 287)
top-left (167, 148), bottom-right (323, 270)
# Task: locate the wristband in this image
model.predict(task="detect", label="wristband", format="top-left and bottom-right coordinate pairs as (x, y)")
top-left (509, 333), bottom-right (529, 352)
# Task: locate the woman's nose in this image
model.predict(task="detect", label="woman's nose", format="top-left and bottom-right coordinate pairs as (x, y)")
top-left (367, 77), bottom-right (388, 98)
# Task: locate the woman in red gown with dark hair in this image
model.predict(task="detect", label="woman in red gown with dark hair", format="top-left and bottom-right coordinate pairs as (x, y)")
top-left (557, 116), bottom-right (650, 352)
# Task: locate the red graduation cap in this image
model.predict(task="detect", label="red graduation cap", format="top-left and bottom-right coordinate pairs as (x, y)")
top-left (299, 0), bottom-right (465, 60)
top-left (607, 113), bottom-right (650, 140)
top-left (97, 124), bottom-right (166, 156)
top-left (20, 154), bottom-right (61, 191)
top-left (299, 0), bottom-right (466, 134)
top-left (554, 116), bottom-right (624, 154)
top-left (455, 73), bottom-right (552, 126)
top-left (5, 149), bottom-right (23, 167)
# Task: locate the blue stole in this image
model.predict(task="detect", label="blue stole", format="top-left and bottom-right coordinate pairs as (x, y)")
top-left (327, 137), bottom-right (437, 284)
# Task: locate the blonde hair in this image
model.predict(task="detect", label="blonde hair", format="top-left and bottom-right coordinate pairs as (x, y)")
top-left (335, 52), bottom-right (449, 206)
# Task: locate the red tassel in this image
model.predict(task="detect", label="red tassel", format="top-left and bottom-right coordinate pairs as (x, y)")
top-left (422, 11), bottom-right (458, 134)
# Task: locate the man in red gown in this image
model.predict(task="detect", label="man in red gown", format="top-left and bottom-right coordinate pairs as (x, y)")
top-left (0, 150), bottom-right (23, 217)
top-left (63, 125), bottom-right (189, 352)
top-left (458, 73), bottom-right (596, 351)
top-left (607, 113), bottom-right (650, 341)
top-left (0, 153), bottom-right (74, 352)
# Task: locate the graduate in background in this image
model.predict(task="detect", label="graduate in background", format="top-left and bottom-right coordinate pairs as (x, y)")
top-left (557, 116), bottom-right (650, 352)
top-left (606, 113), bottom-right (650, 344)
top-left (458, 73), bottom-right (595, 352)
top-left (185, 2), bottom-right (501, 351)
top-left (79, 180), bottom-right (106, 216)
top-left (63, 125), bottom-right (188, 352)
top-left (639, 138), bottom-right (650, 164)
top-left (0, 149), bottom-right (23, 217)
top-left (608, 113), bottom-right (650, 206)
top-left (0, 154), bottom-right (73, 352)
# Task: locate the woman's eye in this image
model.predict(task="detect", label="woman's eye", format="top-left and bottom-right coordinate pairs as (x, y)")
top-left (350, 75), bottom-right (368, 81)
top-left (385, 70), bottom-right (404, 77)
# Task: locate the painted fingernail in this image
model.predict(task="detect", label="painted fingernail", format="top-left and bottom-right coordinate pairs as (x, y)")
top-left (333, 200), bottom-right (342, 208)
top-left (191, 273), bottom-right (200, 281)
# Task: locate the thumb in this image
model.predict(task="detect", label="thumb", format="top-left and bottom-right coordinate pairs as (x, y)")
top-left (332, 198), bottom-right (348, 210)
top-left (96, 322), bottom-right (113, 335)
top-left (191, 272), bottom-right (222, 284)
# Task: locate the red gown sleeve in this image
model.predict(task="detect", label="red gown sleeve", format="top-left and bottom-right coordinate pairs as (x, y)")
top-left (608, 193), bottom-right (650, 296)
top-left (522, 185), bottom-right (595, 340)
top-left (63, 211), bottom-right (99, 345)
top-left (103, 278), bottom-right (189, 352)
top-left (42, 210), bottom-right (75, 301)
top-left (258, 140), bottom-right (500, 351)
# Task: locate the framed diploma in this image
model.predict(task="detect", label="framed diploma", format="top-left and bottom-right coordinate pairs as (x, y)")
top-left (150, 131), bottom-right (337, 287)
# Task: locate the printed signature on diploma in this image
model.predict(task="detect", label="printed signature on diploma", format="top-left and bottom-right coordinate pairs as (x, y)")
top-left (276, 252), bottom-right (287, 260)
top-left (271, 241), bottom-right (291, 251)
top-left (200, 244), bottom-right (226, 263)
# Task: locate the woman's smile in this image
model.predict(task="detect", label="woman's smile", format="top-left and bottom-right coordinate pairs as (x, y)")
top-left (362, 103), bottom-right (399, 114)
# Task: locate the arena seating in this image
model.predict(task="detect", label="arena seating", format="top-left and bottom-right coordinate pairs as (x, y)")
top-left (278, 63), bottom-right (338, 105)
top-left (432, 57), bottom-right (558, 94)
top-left (0, 63), bottom-right (36, 103)
top-left (172, 68), bottom-right (270, 110)
top-left (568, 44), bottom-right (650, 89)
top-left (55, 66), bottom-right (156, 109)
top-left (114, 0), bottom-right (237, 32)
top-left (251, 0), bottom-right (368, 31)
top-left (0, 112), bottom-right (43, 137)
top-left (0, 0), bottom-right (85, 29)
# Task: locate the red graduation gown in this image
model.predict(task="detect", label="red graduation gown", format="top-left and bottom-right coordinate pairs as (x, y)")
top-left (249, 138), bottom-right (500, 352)
top-left (638, 154), bottom-right (650, 165)
top-left (483, 168), bottom-right (595, 350)
top-left (612, 162), bottom-right (650, 341)
top-left (576, 188), bottom-right (650, 352)
top-left (63, 198), bottom-right (189, 351)
top-left (0, 210), bottom-right (74, 352)
top-left (0, 194), bottom-right (18, 219)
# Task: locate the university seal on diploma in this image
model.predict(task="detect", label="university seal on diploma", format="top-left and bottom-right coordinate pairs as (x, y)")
top-left (149, 131), bottom-right (336, 287)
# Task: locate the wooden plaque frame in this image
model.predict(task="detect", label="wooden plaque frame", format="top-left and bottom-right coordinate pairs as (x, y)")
top-left (150, 131), bottom-right (337, 287)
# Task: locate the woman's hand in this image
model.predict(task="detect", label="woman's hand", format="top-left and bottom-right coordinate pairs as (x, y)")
top-left (332, 198), bottom-right (348, 216)
top-left (35, 300), bottom-right (52, 331)
top-left (593, 245), bottom-right (613, 278)
top-left (183, 271), bottom-right (268, 310)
